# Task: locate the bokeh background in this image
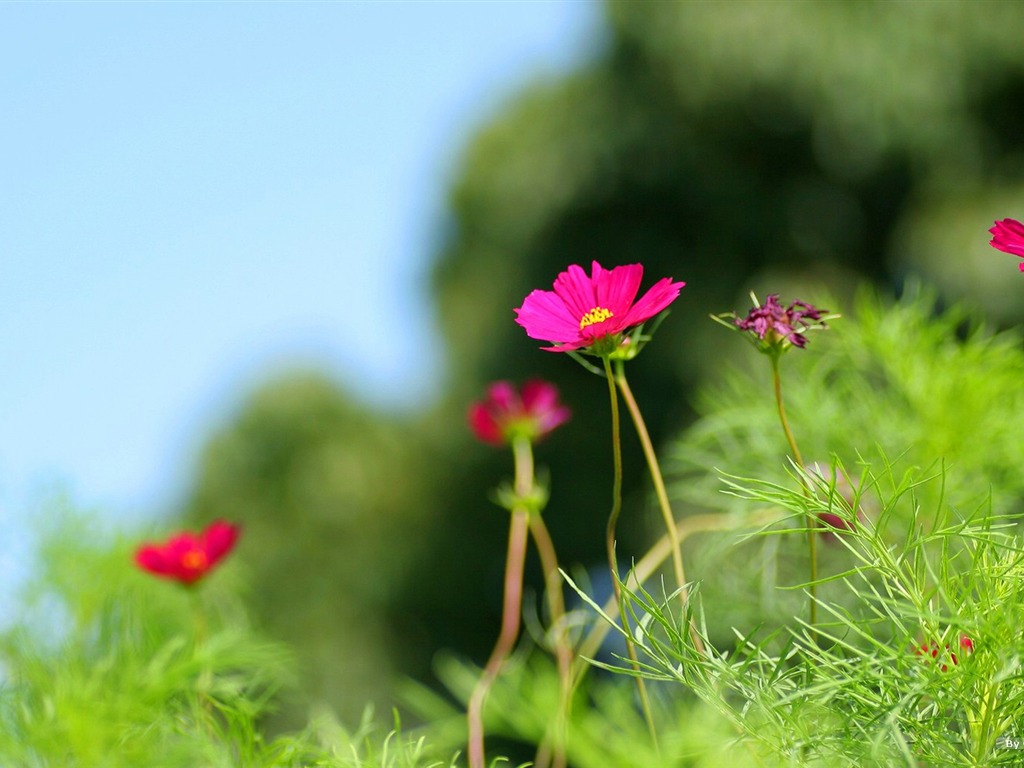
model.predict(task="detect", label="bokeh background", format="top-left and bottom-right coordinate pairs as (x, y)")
top-left (4, 0), bottom-right (1024, 731)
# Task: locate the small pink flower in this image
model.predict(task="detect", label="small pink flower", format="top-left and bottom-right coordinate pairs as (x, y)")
top-left (514, 261), bottom-right (684, 355)
top-left (468, 380), bottom-right (570, 446)
top-left (135, 520), bottom-right (241, 586)
top-left (989, 218), bottom-right (1024, 270)
top-left (913, 634), bottom-right (974, 672)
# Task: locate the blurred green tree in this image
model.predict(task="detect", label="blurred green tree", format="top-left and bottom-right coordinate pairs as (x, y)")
top-left (183, 372), bottom-right (431, 727)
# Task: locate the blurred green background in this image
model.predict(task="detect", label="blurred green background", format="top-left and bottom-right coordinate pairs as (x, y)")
top-left (30, 0), bottom-right (1024, 730)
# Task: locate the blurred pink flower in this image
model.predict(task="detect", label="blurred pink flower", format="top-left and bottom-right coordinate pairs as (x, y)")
top-left (135, 520), bottom-right (241, 586)
top-left (468, 380), bottom-right (570, 446)
top-left (989, 218), bottom-right (1024, 269)
top-left (515, 261), bottom-right (684, 354)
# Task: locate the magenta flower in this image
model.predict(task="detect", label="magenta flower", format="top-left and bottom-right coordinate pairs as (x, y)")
top-left (733, 294), bottom-right (828, 353)
top-left (989, 218), bottom-right (1024, 270)
top-left (135, 520), bottom-right (241, 586)
top-left (514, 261), bottom-right (685, 355)
top-left (468, 380), bottom-right (570, 446)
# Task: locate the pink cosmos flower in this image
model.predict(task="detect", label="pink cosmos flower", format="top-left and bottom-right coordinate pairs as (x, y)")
top-left (135, 520), bottom-right (241, 586)
top-left (514, 261), bottom-right (685, 354)
top-left (989, 218), bottom-right (1024, 270)
top-left (468, 380), bottom-right (570, 446)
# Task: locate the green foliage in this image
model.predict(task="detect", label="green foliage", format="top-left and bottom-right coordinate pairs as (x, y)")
top-left (10, 292), bottom-right (1024, 764)
top-left (675, 284), bottom-right (1024, 510)
top-left (598, 457), bottom-right (1024, 765)
top-left (409, 653), bottom-right (753, 768)
top-left (669, 287), bottom-right (1024, 641)
top-left (0, 511), bottom-right (456, 767)
top-left (183, 371), bottom-right (433, 727)
top-left (0, 512), bottom-right (286, 765)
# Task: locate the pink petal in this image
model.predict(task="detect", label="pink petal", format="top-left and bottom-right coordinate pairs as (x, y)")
top-left (540, 338), bottom-right (590, 352)
top-left (579, 314), bottom-right (621, 342)
top-left (135, 545), bottom-right (173, 575)
top-left (594, 263), bottom-right (643, 318)
top-left (202, 520), bottom-right (240, 564)
top-left (485, 381), bottom-right (518, 414)
top-left (520, 379), bottom-right (558, 413)
top-left (467, 402), bottom-right (503, 445)
top-left (995, 218), bottom-right (1024, 238)
top-left (551, 263), bottom-right (598, 319)
top-left (515, 289), bottom-right (583, 342)
top-left (621, 278), bottom-right (685, 328)
top-left (537, 405), bottom-right (571, 434)
top-left (990, 218), bottom-right (1024, 258)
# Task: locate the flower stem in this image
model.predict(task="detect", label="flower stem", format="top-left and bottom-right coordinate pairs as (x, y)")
top-left (771, 355), bottom-right (817, 627)
top-left (614, 362), bottom-right (703, 655)
top-left (189, 589), bottom-right (215, 728)
top-left (528, 512), bottom-right (570, 768)
top-left (467, 436), bottom-right (533, 768)
top-left (601, 355), bottom-right (659, 750)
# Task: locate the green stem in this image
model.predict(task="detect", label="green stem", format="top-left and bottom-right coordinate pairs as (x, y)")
top-left (602, 355), bottom-right (659, 750)
top-left (615, 362), bottom-right (703, 655)
top-left (528, 512), bottom-right (570, 768)
top-left (190, 589), bottom-right (214, 728)
top-left (467, 437), bottom-right (533, 768)
top-left (771, 355), bottom-right (817, 627)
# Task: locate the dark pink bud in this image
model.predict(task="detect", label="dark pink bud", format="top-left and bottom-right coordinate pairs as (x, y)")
top-left (989, 218), bottom-right (1024, 268)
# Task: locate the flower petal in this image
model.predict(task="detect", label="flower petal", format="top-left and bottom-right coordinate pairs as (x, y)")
top-left (135, 545), bottom-right (173, 575)
top-left (594, 262), bottom-right (643, 318)
top-left (540, 338), bottom-right (590, 352)
top-left (202, 520), bottom-right (241, 564)
top-left (486, 381), bottom-right (518, 414)
top-left (515, 289), bottom-right (583, 342)
top-left (520, 379), bottom-right (557, 413)
top-left (621, 277), bottom-right (685, 328)
top-left (551, 263), bottom-right (598, 319)
top-left (467, 402), bottom-right (503, 445)
top-left (990, 218), bottom-right (1024, 258)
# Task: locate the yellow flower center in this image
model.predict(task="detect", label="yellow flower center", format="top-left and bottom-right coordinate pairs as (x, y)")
top-left (182, 550), bottom-right (208, 572)
top-left (579, 306), bottom-right (613, 330)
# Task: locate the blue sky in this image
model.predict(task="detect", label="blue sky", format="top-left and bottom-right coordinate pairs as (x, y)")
top-left (0, 1), bottom-right (598, 534)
